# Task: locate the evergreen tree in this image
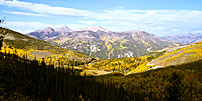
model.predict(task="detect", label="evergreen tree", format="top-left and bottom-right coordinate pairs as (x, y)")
top-left (167, 72), bottom-right (182, 101)
top-left (41, 58), bottom-right (46, 68)
top-left (0, 36), bottom-right (3, 49)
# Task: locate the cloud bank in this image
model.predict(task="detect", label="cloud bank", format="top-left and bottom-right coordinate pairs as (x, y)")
top-left (4, 21), bottom-right (85, 33)
top-left (2, 11), bottom-right (50, 17)
top-left (1, 0), bottom-right (202, 35)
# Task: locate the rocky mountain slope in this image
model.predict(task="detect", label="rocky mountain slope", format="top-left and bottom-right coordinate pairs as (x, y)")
top-left (27, 26), bottom-right (176, 59)
top-left (161, 33), bottom-right (202, 44)
top-left (1, 27), bottom-right (93, 64)
top-left (27, 26), bottom-right (72, 41)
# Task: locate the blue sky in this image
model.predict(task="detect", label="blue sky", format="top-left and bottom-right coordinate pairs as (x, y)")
top-left (0, 0), bottom-right (202, 35)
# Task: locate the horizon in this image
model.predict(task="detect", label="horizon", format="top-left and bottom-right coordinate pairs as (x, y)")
top-left (0, 0), bottom-right (202, 35)
top-left (22, 25), bottom-right (202, 37)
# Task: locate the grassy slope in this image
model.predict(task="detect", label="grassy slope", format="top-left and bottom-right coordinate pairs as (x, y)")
top-left (1, 27), bottom-right (93, 63)
top-left (150, 42), bottom-right (202, 66)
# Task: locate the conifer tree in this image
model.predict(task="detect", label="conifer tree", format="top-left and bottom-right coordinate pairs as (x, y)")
top-left (0, 36), bottom-right (3, 49)
top-left (167, 72), bottom-right (182, 101)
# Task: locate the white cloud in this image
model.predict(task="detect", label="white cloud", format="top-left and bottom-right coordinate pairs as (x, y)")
top-left (1, 0), bottom-right (202, 23)
top-left (0, 0), bottom-right (95, 17)
top-left (4, 21), bottom-right (85, 33)
top-left (79, 21), bottom-right (97, 25)
top-left (68, 24), bottom-right (86, 30)
top-left (2, 11), bottom-right (50, 17)
top-left (78, 9), bottom-right (202, 35)
top-left (1, 0), bottom-right (202, 35)
top-left (95, 10), bottom-right (202, 35)
top-left (14, 29), bottom-right (34, 34)
top-left (5, 21), bottom-right (68, 28)
top-left (5, 21), bottom-right (49, 28)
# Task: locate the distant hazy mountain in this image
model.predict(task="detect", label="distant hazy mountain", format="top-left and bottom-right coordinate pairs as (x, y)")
top-left (149, 41), bottom-right (202, 67)
top-left (160, 33), bottom-right (202, 44)
top-left (27, 26), bottom-right (176, 59)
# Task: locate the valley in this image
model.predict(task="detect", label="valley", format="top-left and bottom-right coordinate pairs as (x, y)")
top-left (28, 26), bottom-right (176, 59)
top-left (26, 26), bottom-right (202, 75)
top-left (1, 27), bottom-right (202, 100)
top-left (2, 26), bottom-right (202, 75)
top-left (1, 0), bottom-right (202, 100)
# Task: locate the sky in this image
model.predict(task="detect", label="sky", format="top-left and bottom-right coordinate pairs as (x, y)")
top-left (0, 0), bottom-right (202, 36)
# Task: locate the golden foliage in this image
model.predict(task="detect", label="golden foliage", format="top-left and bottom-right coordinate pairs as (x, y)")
top-left (87, 56), bottom-right (150, 74)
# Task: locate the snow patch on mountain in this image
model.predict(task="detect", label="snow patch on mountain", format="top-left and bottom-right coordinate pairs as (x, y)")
top-left (80, 26), bottom-right (110, 32)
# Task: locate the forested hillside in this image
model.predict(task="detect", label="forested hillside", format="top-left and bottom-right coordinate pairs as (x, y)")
top-left (0, 50), bottom-right (129, 100)
top-left (0, 27), bottom-right (93, 66)
top-left (0, 38), bottom-right (159, 101)
top-left (0, 29), bottom-right (134, 100)
top-left (87, 56), bottom-right (150, 74)
top-left (96, 59), bottom-right (202, 100)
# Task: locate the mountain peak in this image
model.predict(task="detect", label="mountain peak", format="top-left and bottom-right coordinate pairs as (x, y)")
top-left (37, 27), bottom-right (54, 33)
top-left (55, 26), bottom-right (73, 33)
top-left (125, 30), bottom-right (141, 33)
top-left (80, 26), bottom-right (110, 32)
top-left (44, 27), bottom-right (54, 30)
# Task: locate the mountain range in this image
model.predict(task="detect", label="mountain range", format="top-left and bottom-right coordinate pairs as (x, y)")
top-left (160, 33), bottom-right (202, 44)
top-left (28, 26), bottom-right (73, 40)
top-left (27, 26), bottom-right (176, 59)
